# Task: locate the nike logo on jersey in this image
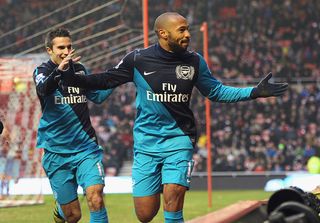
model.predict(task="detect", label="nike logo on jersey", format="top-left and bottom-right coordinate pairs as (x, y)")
top-left (75, 71), bottom-right (85, 75)
top-left (143, 71), bottom-right (156, 76)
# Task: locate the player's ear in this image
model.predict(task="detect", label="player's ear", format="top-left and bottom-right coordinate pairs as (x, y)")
top-left (158, 29), bottom-right (168, 40)
top-left (46, 47), bottom-right (53, 55)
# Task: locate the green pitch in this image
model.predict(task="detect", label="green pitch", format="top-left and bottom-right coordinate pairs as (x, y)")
top-left (0, 190), bottom-right (271, 223)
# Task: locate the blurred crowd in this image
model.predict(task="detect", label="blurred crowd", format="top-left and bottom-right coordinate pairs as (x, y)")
top-left (207, 0), bottom-right (320, 82)
top-left (192, 84), bottom-right (320, 172)
top-left (0, 0), bottom-right (320, 175)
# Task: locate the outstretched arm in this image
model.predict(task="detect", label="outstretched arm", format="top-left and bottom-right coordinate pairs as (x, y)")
top-left (196, 54), bottom-right (253, 102)
top-left (196, 53), bottom-right (289, 102)
top-left (86, 89), bottom-right (114, 104)
top-left (250, 72), bottom-right (288, 99)
top-left (58, 52), bottom-right (134, 90)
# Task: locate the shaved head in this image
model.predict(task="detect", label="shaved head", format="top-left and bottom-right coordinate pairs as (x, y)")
top-left (153, 12), bottom-right (190, 53)
top-left (154, 12), bottom-right (186, 35)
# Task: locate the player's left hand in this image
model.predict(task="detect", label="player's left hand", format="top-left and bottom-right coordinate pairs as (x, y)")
top-left (250, 72), bottom-right (288, 99)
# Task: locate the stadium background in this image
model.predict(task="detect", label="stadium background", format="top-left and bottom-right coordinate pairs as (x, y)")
top-left (0, 0), bottom-right (319, 221)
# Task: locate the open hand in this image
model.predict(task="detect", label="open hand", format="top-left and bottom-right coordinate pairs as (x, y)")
top-left (250, 72), bottom-right (288, 99)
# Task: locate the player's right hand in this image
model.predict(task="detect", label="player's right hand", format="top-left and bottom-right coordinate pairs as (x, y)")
top-left (56, 59), bottom-right (81, 88)
top-left (57, 49), bottom-right (81, 71)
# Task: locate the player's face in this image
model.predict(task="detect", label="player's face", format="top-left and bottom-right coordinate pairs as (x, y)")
top-left (46, 37), bottom-right (72, 65)
top-left (166, 18), bottom-right (190, 53)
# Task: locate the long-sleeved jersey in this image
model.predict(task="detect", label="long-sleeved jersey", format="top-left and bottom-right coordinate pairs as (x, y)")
top-left (63, 44), bottom-right (254, 153)
top-left (33, 60), bottom-right (112, 154)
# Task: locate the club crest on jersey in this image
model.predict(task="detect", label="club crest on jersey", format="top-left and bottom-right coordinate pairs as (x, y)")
top-left (175, 65), bottom-right (194, 80)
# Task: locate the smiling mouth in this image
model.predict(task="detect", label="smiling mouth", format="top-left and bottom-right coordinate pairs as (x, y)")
top-left (181, 39), bottom-right (190, 45)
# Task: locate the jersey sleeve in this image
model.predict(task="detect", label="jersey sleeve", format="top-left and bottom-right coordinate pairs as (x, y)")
top-left (61, 51), bottom-right (135, 90)
top-left (77, 63), bottom-right (114, 104)
top-left (195, 54), bottom-right (253, 102)
top-left (33, 65), bottom-right (59, 97)
top-left (86, 89), bottom-right (113, 104)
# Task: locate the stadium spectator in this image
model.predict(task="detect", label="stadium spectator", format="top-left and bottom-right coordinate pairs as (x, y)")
top-left (33, 28), bottom-right (112, 223)
top-left (58, 12), bottom-right (287, 223)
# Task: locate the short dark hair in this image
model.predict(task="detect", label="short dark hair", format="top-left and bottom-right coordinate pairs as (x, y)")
top-left (45, 28), bottom-right (71, 49)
